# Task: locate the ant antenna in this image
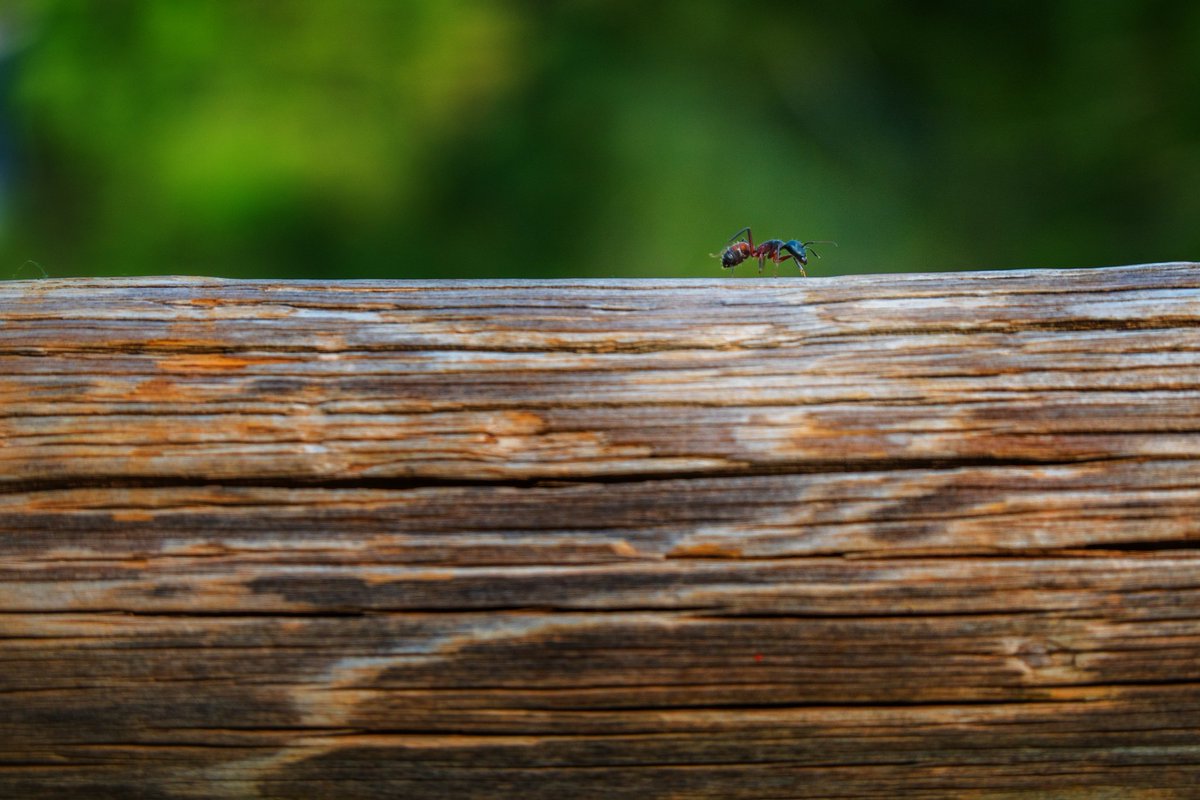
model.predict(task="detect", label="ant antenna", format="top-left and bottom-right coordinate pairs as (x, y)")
top-left (802, 241), bottom-right (837, 260)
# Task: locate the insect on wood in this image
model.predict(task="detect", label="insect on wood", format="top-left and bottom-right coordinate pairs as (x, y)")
top-left (714, 226), bottom-right (836, 275)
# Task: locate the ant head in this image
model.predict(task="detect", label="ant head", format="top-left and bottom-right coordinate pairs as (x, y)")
top-left (783, 240), bottom-right (808, 265)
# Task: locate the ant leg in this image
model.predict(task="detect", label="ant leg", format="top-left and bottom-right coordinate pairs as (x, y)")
top-left (792, 256), bottom-right (808, 278)
top-left (727, 227), bottom-right (754, 248)
top-left (780, 247), bottom-right (808, 277)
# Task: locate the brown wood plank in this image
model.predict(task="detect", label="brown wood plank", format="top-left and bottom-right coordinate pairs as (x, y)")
top-left (2, 265), bottom-right (1200, 797)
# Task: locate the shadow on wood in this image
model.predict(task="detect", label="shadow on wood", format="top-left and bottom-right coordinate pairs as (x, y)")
top-left (3, 264), bottom-right (1200, 798)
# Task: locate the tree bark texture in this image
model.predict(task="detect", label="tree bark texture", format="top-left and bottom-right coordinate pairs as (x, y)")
top-left (3, 264), bottom-right (1200, 798)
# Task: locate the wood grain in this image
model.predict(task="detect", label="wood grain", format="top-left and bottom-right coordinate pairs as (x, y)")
top-left (3, 264), bottom-right (1200, 798)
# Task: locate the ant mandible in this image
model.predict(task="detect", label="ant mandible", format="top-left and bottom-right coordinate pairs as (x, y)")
top-left (714, 227), bottom-right (836, 276)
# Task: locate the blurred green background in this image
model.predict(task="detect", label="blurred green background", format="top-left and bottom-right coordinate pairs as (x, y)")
top-left (1, 0), bottom-right (1198, 279)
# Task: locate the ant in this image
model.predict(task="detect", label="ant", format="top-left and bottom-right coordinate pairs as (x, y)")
top-left (714, 227), bottom-right (836, 276)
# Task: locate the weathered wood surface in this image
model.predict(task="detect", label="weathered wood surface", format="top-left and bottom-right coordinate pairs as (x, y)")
top-left (3, 264), bottom-right (1200, 798)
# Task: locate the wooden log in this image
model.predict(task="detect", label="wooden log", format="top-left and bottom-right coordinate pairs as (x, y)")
top-left (2, 264), bottom-right (1200, 798)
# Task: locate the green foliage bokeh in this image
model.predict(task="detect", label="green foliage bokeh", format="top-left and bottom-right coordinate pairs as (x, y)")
top-left (2, 0), bottom-right (1199, 279)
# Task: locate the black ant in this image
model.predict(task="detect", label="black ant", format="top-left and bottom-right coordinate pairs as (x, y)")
top-left (714, 227), bottom-right (836, 276)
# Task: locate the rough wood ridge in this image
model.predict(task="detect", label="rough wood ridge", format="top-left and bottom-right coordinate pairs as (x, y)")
top-left (3, 264), bottom-right (1200, 798)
